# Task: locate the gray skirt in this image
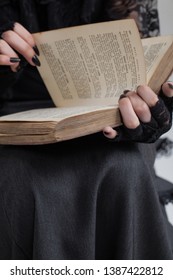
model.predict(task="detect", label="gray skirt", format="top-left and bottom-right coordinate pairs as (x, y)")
top-left (0, 133), bottom-right (172, 260)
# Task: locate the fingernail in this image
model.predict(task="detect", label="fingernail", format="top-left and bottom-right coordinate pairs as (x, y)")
top-left (123, 89), bottom-right (130, 94)
top-left (136, 85), bottom-right (141, 90)
top-left (33, 45), bottom-right (40, 56)
top-left (32, 55), bottom-right (41, 66)
top-left (168, 83), bottom-right (173, 90)
top-left (119, 93), bottom-right (127, 100)
top-left (10, 57), bottom-right (21, 63)
top-left (103, 131), bottom-right (110, 135)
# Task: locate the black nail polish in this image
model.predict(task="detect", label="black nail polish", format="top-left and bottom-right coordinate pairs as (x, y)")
top-left (119, 93), bottom-right (127, 100)
top-left (33, 45), bottom-right (40, 56)
top-left (123, 89), bottom-right (130, 95)
top-left (10, 57), bottom-right (21, 63)
top-left (168, 83), bottom-right (173, 90)
top-left (32, 55), bottom-right (41, 66)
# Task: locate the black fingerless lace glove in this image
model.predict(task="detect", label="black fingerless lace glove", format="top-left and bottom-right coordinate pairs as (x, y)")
top-left (111, 87), bottom-right (173, 143)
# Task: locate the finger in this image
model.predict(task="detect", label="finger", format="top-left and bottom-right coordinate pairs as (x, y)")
top-left (103, 126), bottom-right (118, 139)
top-left (1, 30), bottom-right (40, 66)
top-left (162, 82), bottom-right (173, 97)
top-left (0, 39), bottom-right (20, 71)
top-left (0, 56), bottom-right (20, 66)
top-left (13, 23), bottom-right (35, 46)
top-left (126, 91), bottom-right (151, 123)
top-left (137, 85), bottom-right (171, 127)
top-left (119, 96), bottom-right (140, 128)
top-left (136, 85), bottom-right (159, 107)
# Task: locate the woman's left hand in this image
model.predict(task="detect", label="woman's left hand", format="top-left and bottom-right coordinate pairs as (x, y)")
top-left (103, 82), bottom-right (173, 143)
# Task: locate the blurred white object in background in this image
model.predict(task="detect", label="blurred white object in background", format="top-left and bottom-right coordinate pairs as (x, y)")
top-left (155, 0), bottom-right (173, 224)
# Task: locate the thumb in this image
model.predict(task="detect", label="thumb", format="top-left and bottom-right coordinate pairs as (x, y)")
top-left (103, 126), bottom-right (118, 139)
top-left (161, 82), bottom-right (173, 97)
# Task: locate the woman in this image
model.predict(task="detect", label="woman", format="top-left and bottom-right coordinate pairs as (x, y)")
top-left (0, 0), bottom-right (173, 260)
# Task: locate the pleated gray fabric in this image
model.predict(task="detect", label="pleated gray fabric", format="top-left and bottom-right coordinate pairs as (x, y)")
top-left (0, 136), bottom-right (172, 259)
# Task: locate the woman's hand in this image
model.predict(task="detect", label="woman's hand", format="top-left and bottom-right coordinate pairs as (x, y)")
top-left (0, 22), bottom-right (40, 72)
top-left (103, 82), bottom-right (173, 143)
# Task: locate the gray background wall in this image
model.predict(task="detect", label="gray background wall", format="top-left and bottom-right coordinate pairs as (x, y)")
top-left (155, 0), bottom-right (173, 224)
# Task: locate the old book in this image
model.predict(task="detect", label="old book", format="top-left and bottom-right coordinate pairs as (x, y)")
top-left (0, 19), bottom-right (172, 145)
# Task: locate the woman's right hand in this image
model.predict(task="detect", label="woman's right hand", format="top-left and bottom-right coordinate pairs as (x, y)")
top-left (103, 83), bottom-right (173, 143)
top-left (0, 22), bottom-right (40, 72)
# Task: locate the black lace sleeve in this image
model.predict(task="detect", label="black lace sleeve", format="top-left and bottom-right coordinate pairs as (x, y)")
top-left (137, 0), bottom-right (160, 38)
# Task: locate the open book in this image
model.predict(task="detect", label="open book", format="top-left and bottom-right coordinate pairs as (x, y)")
top-left (0, 19), bottom-right (172, 145)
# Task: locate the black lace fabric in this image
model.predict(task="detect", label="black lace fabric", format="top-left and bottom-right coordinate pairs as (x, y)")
top-left (106, 0), bottom-right (160, 38)
top-left (137, 0), bottom-right (160, 37)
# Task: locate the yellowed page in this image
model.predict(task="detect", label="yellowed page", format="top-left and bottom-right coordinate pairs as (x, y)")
top-left (0, 105), bottom-right (117, 122)
top-left (142, 35), bottom-right (173, 83)
top-left (33, 19), bottom-right (146, 107)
